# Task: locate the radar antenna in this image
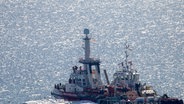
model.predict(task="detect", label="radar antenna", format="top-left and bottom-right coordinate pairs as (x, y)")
top-left (84, 29), bottom-right (89, 37)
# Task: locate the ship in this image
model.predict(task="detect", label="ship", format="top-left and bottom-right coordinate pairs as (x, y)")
top-left (51, 29), bottom-right (183, 104)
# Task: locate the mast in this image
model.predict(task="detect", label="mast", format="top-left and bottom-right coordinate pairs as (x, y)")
top-left (79, 29), bottom-right (102, 89)
top-left (125, 42), bottom-right (129, 70)
top-left (84, 29), bottom-right (90, 60)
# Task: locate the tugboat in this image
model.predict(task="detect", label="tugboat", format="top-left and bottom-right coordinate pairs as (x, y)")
top-left (51, 29), bottom-right (106, 102)
top-left (51, 29), bottom-right (183, 104)
top-left (97, 43), bottom-right (183, 104)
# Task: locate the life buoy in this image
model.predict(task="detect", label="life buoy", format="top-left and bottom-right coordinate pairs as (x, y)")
top-left (126, 91), bottom-right (138, 101)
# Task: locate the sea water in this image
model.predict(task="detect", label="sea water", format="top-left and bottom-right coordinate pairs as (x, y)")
top-left (0, 0), bottom-right (183, 104)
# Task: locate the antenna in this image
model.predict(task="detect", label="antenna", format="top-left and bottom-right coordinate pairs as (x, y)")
top-left (124, 42), bottom-right (130, 70)
top-left (84, 29), bottom-right (89, 35)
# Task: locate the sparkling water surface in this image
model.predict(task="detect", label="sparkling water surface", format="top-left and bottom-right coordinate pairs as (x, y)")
top-left (0, 0), bottom-right (183, 104)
